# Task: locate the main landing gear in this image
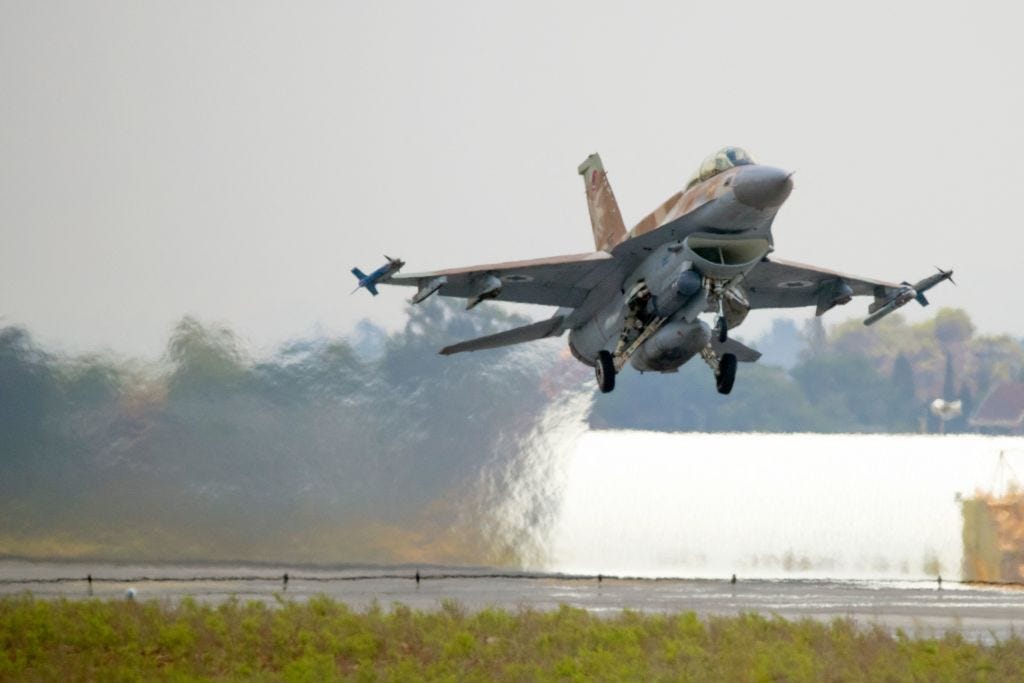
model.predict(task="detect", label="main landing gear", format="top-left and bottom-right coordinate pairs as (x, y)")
top-left (595, 350), bottom-right (616, 393)
top-left (594, 281), bottom-right (666, 394)
top-left (701, 347), bottom-right (738, 395)
top-left (716, 352), bottom-right (737, 395)
top-left (593, 276), bottom-right (740, 395)
top-left (598, 345), bottom-right (738, 394)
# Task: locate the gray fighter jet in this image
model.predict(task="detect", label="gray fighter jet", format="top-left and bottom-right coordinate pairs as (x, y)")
top-left (358, 147), bottom-right (953, 394)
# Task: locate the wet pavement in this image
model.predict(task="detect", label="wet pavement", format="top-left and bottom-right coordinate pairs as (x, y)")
top-left (3, 561), bottom-right (1023, 642)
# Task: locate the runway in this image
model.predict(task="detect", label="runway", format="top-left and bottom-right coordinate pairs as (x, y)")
top-left (4, 561), bottom-right (1024, 642)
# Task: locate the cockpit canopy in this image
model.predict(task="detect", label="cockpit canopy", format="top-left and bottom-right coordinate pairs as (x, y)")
top-left (686, 147), bottom-right (754, 189)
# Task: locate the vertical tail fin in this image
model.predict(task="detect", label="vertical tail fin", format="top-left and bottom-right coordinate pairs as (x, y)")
top-left (578, 153), bottom-right (627, 252)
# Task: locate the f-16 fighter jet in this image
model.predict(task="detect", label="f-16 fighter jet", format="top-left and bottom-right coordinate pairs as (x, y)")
top-left (353, 147), bottom-right (953, 394)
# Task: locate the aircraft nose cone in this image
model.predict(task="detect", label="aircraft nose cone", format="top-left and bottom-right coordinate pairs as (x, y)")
top-left (733, 166), bottom-right (794, 209)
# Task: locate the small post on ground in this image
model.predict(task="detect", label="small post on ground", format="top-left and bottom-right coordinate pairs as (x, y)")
top-left (415, 569), bottom-right (420, 586)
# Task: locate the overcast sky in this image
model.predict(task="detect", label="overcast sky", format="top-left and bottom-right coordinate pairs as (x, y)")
top-left (2, 1), bottom-right (1022, 358)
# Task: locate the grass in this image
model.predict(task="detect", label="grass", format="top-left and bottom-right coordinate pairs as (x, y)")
top-left (2, 595), bottom-right (1023, 681)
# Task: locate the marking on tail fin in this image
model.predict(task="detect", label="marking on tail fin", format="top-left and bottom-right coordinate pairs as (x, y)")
top-left (578, 153), bottom-right (626, 252)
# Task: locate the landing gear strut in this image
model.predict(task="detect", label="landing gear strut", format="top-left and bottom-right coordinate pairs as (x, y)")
top-left (709, 280), bottom-right (729, 343)
top-left (595, 350), bottom-right (616, 393)
top-left (715, 316), bottom-right (728, 343)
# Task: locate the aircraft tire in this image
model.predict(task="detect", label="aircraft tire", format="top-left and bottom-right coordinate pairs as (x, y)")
top-left (716, 317), bottom-right (728, 343)
top-left (716, 353), bottom-right (737, 395)
top-left (595, 350), bottom-right (616, 393)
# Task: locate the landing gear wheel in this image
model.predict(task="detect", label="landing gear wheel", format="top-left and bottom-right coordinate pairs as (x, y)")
top-left (716, 316), bottom-right (728, 343)
top-left (595, 350), bottom-right (616, 393)
top-left (716, 352), bottom-right (737, 395)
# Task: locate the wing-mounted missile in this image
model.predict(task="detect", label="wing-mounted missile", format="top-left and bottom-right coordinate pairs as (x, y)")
top-left (864, 285), bottom-right (917, 326)
top-left (910, 267), bottom-right (956, 307)
top-left (350, 255), bottom-right (405, 296)
top-left (863, 267), bottom-right (954, 326)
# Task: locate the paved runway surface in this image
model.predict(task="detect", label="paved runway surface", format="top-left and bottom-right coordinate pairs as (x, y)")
top-left (4, 561), bottom-right (1024, 642)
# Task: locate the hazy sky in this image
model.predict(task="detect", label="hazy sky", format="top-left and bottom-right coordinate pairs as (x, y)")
top-left (2, 1), bottom-right (1022, 358)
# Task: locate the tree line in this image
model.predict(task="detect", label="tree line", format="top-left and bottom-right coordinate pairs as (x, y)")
top-left (2, 303), bottom-right (1020, 563)
top-left (591, 308), bottom-right (1024, 433)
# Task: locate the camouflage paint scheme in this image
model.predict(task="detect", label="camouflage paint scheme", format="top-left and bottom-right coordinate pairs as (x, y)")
top-left (364, 148), bottom-right (952, 393)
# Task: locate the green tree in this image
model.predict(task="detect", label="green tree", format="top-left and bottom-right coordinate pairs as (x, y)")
top-left (934, 308), bottom-right (974, 346)
top-left (165, 316), bottom-right (250, 399)
top-left (791, 353), bottom-right (896, 431)
top-left (889, 352), bottom-right (920, 431)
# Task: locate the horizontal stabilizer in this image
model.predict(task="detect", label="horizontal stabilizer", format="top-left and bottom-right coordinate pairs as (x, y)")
top-left (439, 316), bottom-right (565, 356)
top-left (710, 338), bottom-right (761, 363)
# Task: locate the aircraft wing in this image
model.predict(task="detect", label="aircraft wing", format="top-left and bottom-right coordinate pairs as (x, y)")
top-left (743, 258), bottom-right (902, 313)
top-left (384, 251), bottom-right (621, 308)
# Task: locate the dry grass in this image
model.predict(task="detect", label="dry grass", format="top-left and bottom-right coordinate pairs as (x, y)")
top-left (2, 595), bottom-right (1023, 681)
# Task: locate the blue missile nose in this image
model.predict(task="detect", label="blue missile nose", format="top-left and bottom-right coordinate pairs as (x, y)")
top-left (733, 166), bottom-right (794, 209)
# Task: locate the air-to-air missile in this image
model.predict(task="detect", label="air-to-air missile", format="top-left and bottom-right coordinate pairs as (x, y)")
top-left (350, 256), bottom-right (405, 296)
top-left (863, 268), bottom-right (955, 326)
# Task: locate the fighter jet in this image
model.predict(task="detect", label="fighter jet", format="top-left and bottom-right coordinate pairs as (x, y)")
top-left (353, 147), bottom-right (953, 394)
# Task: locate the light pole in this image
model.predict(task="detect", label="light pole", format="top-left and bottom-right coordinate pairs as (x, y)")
top-left (930, 399), bottom-right (963, 434)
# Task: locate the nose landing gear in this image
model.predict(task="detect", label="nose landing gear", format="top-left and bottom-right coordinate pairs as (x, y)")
top-left (715, 316), bottom-right (728, 343)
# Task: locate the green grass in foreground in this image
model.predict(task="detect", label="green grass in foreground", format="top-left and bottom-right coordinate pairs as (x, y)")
top-left (2, 595), bottom-right (1023, 681)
